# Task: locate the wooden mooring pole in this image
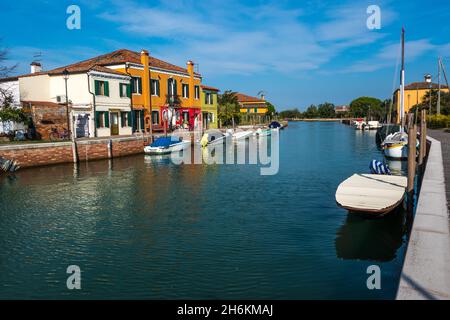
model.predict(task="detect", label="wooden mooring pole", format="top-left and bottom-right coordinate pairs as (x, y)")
top-left (407, 113), bottom-right (417, 194)
top-left (418, 108), bottom-right (427, 166)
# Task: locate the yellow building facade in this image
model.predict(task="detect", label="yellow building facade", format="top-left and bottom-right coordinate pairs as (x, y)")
top-left (395, 82), bottom-right (449, 123)
top-left (236, 93), bottom-right (268, 114)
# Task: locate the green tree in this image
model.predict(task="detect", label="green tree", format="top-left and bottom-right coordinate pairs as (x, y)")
top-left (279, 108), bottom-right (302, 119)
top-left (349, 97), bottom-right (383, 120)
top-left (265, 101), bottom-right (276, 116)
top-left (303, 105), bottom-right (319, 118)
top-left (317, 102), bottom-right (336, 118)
top-left (218, 90), bottom-right (240, 126)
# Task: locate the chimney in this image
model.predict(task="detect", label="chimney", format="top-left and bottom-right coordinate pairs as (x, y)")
top-left (30, 61), bottom-right (42, 74)
top-left (140, 50), bottom-right (151, 127)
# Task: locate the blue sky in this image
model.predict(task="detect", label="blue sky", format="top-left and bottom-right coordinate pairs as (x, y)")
top-left (1, 0), bottom-right (450, 110)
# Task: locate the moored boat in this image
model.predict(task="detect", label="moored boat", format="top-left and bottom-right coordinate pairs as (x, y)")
top-left (144, 137), bottom-right (191, 155)
top-left (254, 128), bottom-right (272, 137)
top-left (335, 174), bottom-right (407, 216)
top-left (200, 131), bottom-right (231, 147)
top-left (232, 130), bottom-right (254, 141)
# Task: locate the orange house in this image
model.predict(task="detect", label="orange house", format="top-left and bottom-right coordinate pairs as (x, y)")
top-left (55, 49), bottom-right (203, 132)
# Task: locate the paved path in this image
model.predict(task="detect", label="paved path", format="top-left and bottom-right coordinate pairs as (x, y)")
top-left (428, 129), bottom-right (450, 212)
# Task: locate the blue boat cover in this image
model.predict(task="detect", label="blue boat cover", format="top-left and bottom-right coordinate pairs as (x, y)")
top-left (370, 160), bottom-right (391, 175)
top-left (150, 137), bottom-right (181, 148)
top-left (269, 121), bottom-right (281, 128)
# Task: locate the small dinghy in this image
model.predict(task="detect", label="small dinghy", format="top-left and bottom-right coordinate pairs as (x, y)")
top-left (200, 131), bottom-right (231, 148)
top-left (144, 137), bottom-right (191, 155)
top-left (254, 128), bottom-right (272, 137)
top-left (336, 173), bottom-right (407, 216)
top-left (231, 130), bottom-right (254, 141)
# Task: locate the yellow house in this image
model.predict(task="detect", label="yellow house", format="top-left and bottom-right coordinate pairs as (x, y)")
top-left (200, 85), bottom-right (219, 129)
top-left (237, 93), bottom-right (268, 114)
top-left (56, 49), bottom-right (203, 132)
top-left (394, 82), bottom-right (449, 123)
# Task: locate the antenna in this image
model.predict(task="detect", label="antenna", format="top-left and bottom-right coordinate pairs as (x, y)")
top-left (32, 51), bottom-right (43, 63)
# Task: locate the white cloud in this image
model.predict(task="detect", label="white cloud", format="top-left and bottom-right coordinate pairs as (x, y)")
top-left (97, 0), bottom-right (396, 76)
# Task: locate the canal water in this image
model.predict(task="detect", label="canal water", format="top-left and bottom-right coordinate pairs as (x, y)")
top-left (0, 122), bottom-right (410, 299)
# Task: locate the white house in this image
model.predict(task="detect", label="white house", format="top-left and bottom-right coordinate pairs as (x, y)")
top-left (17, 62), bottom-right (133, 138)
top-left (0, 75), bottom-right (26, 134)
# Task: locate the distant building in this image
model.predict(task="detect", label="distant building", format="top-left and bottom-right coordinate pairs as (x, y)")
top-left (394, 82), bottom-right (449, 123)
top-left (237, 93), bottom-right (268, 114)
top-left (335, 105), bottom-right (349, 113)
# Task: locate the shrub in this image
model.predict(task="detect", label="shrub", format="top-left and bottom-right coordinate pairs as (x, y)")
top-left (427, 114), bottom-right (450, 129)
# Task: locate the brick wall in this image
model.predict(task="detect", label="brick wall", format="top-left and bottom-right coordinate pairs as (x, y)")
top-left (0, 135), bottom-right (152, 169)
top-left (0, 142), bottom-right (73, 168)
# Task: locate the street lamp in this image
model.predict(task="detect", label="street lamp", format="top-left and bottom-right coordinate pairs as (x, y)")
top-left (424, 74), bottom-right (432, 112)
top-left (62, 68), bottom-right (71, 140)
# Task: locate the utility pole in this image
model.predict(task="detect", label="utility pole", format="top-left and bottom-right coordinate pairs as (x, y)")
top-left (438, 57), bottom-right (441, 115)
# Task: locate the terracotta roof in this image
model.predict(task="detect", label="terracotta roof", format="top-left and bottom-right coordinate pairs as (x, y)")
top-left (48, 64), bottom-right (128, 77)
top-left (201, 85), bottom-right (220, 92)
top-left (236, 93), bottom-right (266, 104)
top-left (21, 100), bottom-right (62, 107)
top-left (0, 76), bottom-right (19, 82)
top-left (402, 82), bottom-right (449, 90)
top-left (49, 49), bottom-right (200, 77)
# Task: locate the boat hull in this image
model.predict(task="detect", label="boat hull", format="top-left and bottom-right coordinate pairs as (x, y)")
top-left (383, 143), bottom-right (408, 160)
top-left (144, 141), bottom-right (191, 155)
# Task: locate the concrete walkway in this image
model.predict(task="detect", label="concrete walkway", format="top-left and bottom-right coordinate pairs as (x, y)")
top-left (396, 136), bottom-right (450, 300)
top-left (428, 129), bottom-right (450, 211)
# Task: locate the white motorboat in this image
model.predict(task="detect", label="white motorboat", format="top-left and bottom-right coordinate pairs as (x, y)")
top-left (144, 137), bottom-right (191, 155)
top-left (232, 130), bottom-right (254, 141)
top-left (366, 121), bottom-right (382, 130)
top-left (254, 128), bottom-right (272, 137)
top-left (200, 131), bottom-right (231, 147)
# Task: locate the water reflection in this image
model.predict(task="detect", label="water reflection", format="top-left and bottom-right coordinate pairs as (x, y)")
top-left (335, 208), bottom-right (410, 262)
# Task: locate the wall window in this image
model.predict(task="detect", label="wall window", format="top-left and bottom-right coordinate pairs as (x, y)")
top-left (205, 92), bottom-right (213, 105)
top-left (195, 85), bottom-right (200, 99)
top-left (152, 110), bottom-right (160, 124)
top-left (131, 77), bottom-right (142, 94)
top-left (121, 112), bottom-right (132, 127)
top-left (151, 79), bottom-right (160, 96)
top-left (182, 84), bottom-right (189, 98)
top-left (167, 78), bottom-right (177, 96)
top-left (120, 83), bottom-right (131, 98)
top-left (95, 111), bottom-right (109, 128)
top-left (94, 80), bottom-right (109, 96)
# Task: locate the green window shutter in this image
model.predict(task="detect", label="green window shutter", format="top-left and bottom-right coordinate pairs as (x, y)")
top-left (254, 108), bottom-right (257, 113)
top-left (120, 113), bottom-right (124, 127)
top-left (94, 80), bottom-right (100, 95)
top-left (130, 78), bottom-right (135, 93)
top-left (138, 78), bottom-right (142, 94)
top-left (128, 111), bottom-right (132, 126)
top-left (104, 81), bottom-right (110, 96)
top-left (119, 84), bottom-right (123, 97)
top-left (156, 80), bottom-right (160, 96)
top-left (140, 110), bottom-right (145, 130)
top-left (95, 111), bottom-right (101, 128)
top-left (131, 110), bottom-right (137, 131)
top-left (104, 112), bottom-right (110, 128)
top-left (126, 84), bottom-right (131, 98)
